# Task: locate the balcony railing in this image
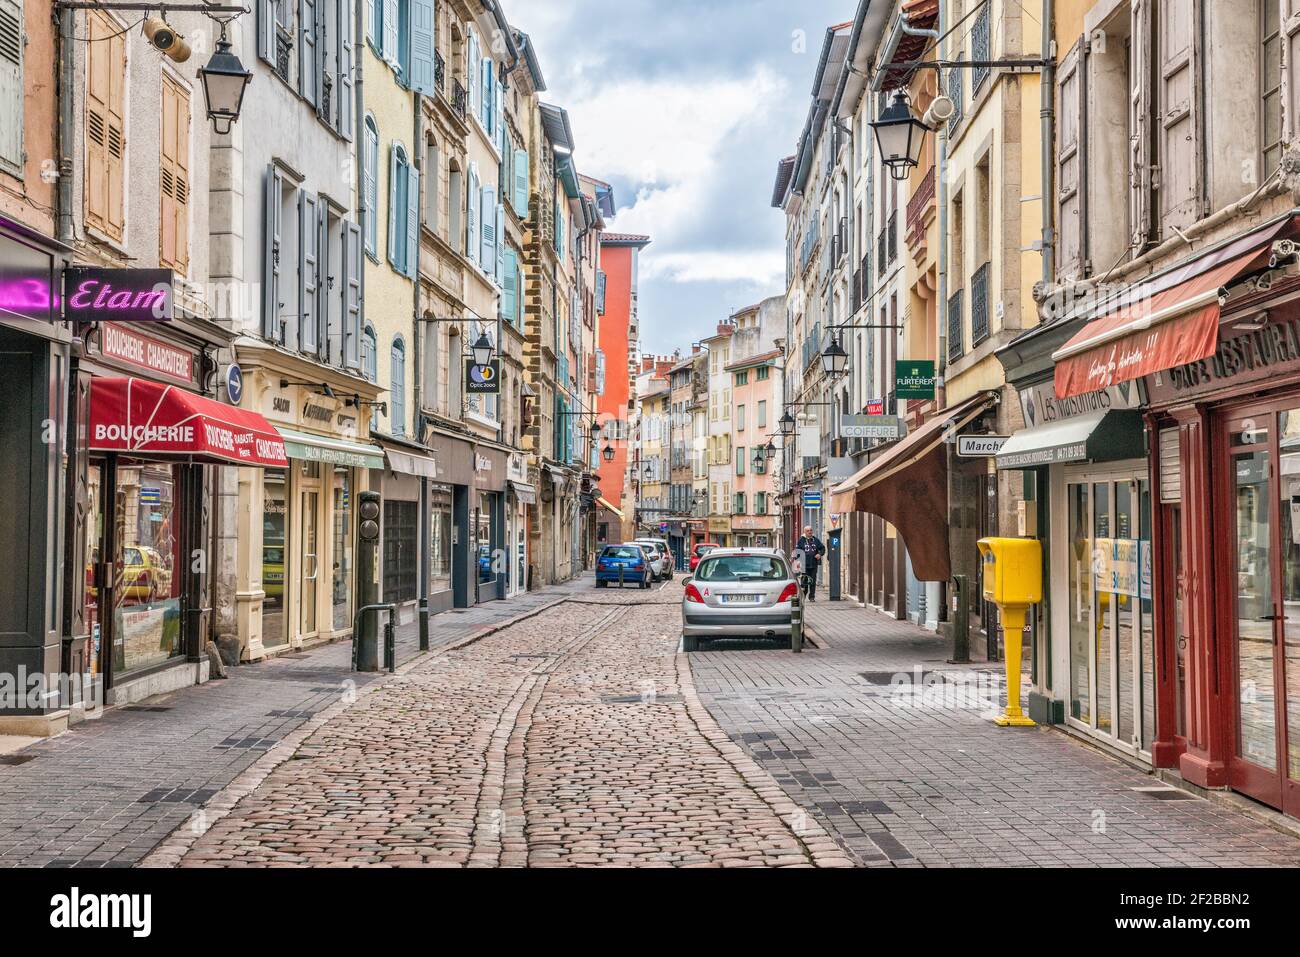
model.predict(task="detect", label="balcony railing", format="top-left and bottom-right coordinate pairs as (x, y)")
top-left (434, 50), bottom-right (445, 93)
top-left (452, 79), bottom-right (468, 121)
top-left (947, 288), bottom-right (964, 364)
top-left (887, 210), bottom-right (898, 264)
top-left (948, 62), bottom-right (964, 134)
top-left (972, 7), bottom-right (991, 93)
top-left (905, 166), bottom-right (935, 246)
top-left (971, 261), bottom-right (991, 347)
top-left (877, 226), bottom-right (887, 276)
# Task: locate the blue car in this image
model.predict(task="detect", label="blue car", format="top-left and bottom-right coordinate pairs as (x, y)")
top-left (595, 544), bottom-right (652, 589)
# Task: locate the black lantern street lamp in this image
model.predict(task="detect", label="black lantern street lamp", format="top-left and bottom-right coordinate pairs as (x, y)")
top-left (471, 331), bottom-right (494, 366)
top-left (763, 440), bottom-right (777, 461)
top-left (821, 335), bottom-right (849, 377)
top-left (601, 443), bottom-right (615, 463)
top-left (199, 26), bottom-right (252, 135)
top-left (871, 90), bottom-right (928, 181)
top-left (778, 410), bottom-right (796, 436)
top-left (752, 449), bottom-right (765, 471)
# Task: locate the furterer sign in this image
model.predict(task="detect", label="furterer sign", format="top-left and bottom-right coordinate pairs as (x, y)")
top-left (64, 267), bottom-right (174, 323)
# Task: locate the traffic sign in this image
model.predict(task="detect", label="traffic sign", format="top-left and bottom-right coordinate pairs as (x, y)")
top-left (802, 491), bottom-right (823, 510)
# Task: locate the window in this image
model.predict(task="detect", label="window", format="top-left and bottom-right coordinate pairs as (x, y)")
top-left (736, 447), bottom-right (745, 476)
top-left (424, 140), bottom-right (439, 230)
top-left (159, 75), bottom-right (191, 274)
top-left (737, 404), bottom-right (746, 431)
top-left (757, 400), bottom-right (767, 428)
top-left (735, 370), bottom-right (748, 386)
top-left (756, 492), bottom-right (767, 515)
top-left (86, 9), bottom-right (126, 241)
top-left (390, 337), bottom-right (406, 435)
top-left (0, 0), bottom-right (22, 173)
top-left (756, 365), bottom-right (769, 381)
top-left (448, 162), bottom-right (462, 247)
top-left (387, 142), bottom-right (418, 277)
top-left (364, 116), bottom-right (379, 256)
top-left (1262, 0), bottom-right (1282, 177)
top-left (733, 491), bottom-right (745, 515)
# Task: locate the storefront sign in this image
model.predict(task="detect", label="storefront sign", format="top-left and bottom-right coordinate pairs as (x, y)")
top-left (465, 359), bottom-right (501, 394)
top-left (65, 267), bottom-right (173, 323)
top-left (957, 435), bottom-right (1009, 457)
top-left (99, 322), bottom-right (193, 384)
top-left (1146, 316), bottom-right (1300, 405)
top-left (507, 452), bottom-right (526, 483)
top-left (895, 360), bottom-right (936, 399)
top-left (473, 445), bottom-right (508, 491)
top-left (1020, 378), bottom-right (1140, 428)
top-left (865, 399), bottom-right (885, 415)
top-left (707, 517), bottom-right (730, 533)
top-left (997, 441), bottom-right (1089, 469)
top-left (802, 490), bottom-right (823, 509)
top-left (841, 414), bottom-right (906, 440)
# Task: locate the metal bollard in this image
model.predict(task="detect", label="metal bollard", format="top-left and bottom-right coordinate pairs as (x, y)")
top-left (950, 575), bottom-right (970, 664)
top-left (418, 596), bottom-right (429, 652)
top-left (384, 615), bottom-right (396, 673)
top-left (353, 602), bottom-right (395, 672)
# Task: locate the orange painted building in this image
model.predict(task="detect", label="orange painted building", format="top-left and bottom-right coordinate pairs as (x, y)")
top-left (595, 232), bottom-right (650, 542)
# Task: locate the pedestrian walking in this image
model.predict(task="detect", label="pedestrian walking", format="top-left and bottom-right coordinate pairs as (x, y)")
top-left (795, 525), bottom-right (826, 601)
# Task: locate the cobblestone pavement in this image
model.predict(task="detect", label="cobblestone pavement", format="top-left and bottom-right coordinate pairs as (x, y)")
top-left (690, 600), bottom-right (1300, 867)
top-left (0, 581), bottom-right (582, 868)
top-left (156, 581), bottom-right (850, 867)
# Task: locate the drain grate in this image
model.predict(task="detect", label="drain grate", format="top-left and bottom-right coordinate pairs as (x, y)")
top-left (266, 709), bottom-right (316, 719)
top-left (123, 705), bottom-right (173, 712)
top-left (216, 736), bottom-right (277, 751)
top-left (0, 754), bottom-right (36, 766)
top-left (1132, 786), bottom-right (1199, 801)
top-left (600, 694), bottom-right (683, 705)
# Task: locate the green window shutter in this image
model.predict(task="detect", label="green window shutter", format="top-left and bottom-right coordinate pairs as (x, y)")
top-left (501, 247), bottom-right (517, 322)
top-left (513, 148), bottom-right (529, 215)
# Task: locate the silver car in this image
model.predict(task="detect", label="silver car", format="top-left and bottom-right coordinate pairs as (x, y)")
top-left (681, 548), bottom-right (801, 651)
top-left (633, 537), bottom-right (674, 580)
top-left (631, 539), bottom-right (669, 580)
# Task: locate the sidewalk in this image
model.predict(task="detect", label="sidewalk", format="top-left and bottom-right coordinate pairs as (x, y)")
top-left (0, 577), bottom-right (587, 868)
top-left (689, 599), bottom-right (1300, 867)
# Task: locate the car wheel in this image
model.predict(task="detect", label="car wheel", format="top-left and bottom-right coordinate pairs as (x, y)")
top-left (596, 580), bottom-right (607, 588)
top-left (682, 634), bottom-right (698, 652)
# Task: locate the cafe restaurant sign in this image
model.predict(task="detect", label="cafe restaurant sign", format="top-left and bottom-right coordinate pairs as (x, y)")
top-left (1146, 316), bottom-right (1300, 403)
top-left (65, 267), bottom-right (174, 323)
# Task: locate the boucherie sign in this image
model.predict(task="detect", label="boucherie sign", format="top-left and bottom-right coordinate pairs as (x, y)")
top-left (100, 322), bottom-right (193, 383)
top-left (89, 377), bottom-right (288, 468)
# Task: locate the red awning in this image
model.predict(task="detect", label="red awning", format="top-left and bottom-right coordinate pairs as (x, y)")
top-left (1052, 215), bottom-right (1300, 399)
top-left (89, 377), bottom-right (288, 467)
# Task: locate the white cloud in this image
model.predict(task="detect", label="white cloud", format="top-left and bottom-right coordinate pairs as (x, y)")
top-left (641, 249), bottom-right (786, 287)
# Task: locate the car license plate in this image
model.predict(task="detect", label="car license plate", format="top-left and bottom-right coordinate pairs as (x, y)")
top-left (721, 594), bottom-right (761, 604)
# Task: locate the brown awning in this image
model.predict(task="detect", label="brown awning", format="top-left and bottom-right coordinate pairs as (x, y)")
top-left (829, 391), bottom-right (996, 581)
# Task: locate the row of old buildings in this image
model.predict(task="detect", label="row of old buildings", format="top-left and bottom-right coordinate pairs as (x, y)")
top-left (0, 0), bottom-right (645, 735)
top-left (774, 0), bottom-right (1300, 821)
top-left (626, 296), bottom-right (787, 567)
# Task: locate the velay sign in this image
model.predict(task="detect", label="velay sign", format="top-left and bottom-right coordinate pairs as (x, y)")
top-left (89, 377), bottom-right (288, 468)
top-left (65, 267), bottom-right (174, 323)
top-left (895, 360), bottom-right (936, 399)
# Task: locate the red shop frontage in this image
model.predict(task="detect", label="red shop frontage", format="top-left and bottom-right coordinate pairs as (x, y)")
top-left (1057, 212), bottom-right (1300, 817)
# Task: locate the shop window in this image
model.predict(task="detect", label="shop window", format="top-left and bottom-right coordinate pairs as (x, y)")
top-left (112, 462), bottom-right (183, 675)
top-left (429, 483), bottom-right (452, 594)
top-left (262, 468), bottom-right (289, 647)
top-left (476, 493), bottom-right (495, 586)
top-left (331, 466), bottom-right (353, 631)
top-left (383, 499), bottom-right (418, 602)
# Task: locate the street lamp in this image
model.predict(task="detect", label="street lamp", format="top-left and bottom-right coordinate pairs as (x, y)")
top-left (871, 90), bottom-right (927, 181)
top-left (601, 443), bottom-right (615, 463)
top-left (199, 25), bottom-right (252, 135)
top-left (778, 410), bottom-right (796, 436)
top-left (471, 331), bottom-right (494, 366)
top-left (763, 440), bottom-right (777, 462)
top-left (820, 335), bottom-right (849, 378)
top-left (752, 448), bottom-right (766, 471)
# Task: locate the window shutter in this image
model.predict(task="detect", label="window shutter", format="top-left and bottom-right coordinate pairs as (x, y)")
top-left (159, 77), bottom-right (191, 275)
top-left (1055, 38), bottom-right (1086, 281)
top-left (480, 184), bottom-right (495, 269)
top-left (263, 165), bottom-right (283, 340)
top-left (383, 0), bottom-right (398, 64)
top-left (595, 270), bottom-right (606, 314)
top-left (387, 144), bottom-right (400, 268)
top-left (300, 0), bottom-right (318, 105)
top-left (365, 0), bottom-right (376, 45)
top-left (555, 197), bottom-right (564, 258)
top-left (495, 202), bottom-right (504, 282)
top-left (409, 0), bottom-right (434, 93)
top-left (339, 0), bottom-right (355, 138)
top-left (364, 120), bottom-right (378, 254)
top-left (466, 164), bottom-right (478, 259)
top-left (390, 340), bottom-right (405, 435)
top-left (405, 163), bottom-right (420, 279)
top-left (0, 0), bottom-right (23, 173)
top-left (299, 190), bottom-right (320, 354)
top-left (493, 66), bottom-right (504, 153)
top-left (513, 147), bottom-right (528, 216)
top-left (1129, 0), bottom-right (1154, 251)
top-left (501, 247), bottom-right (517, 322)
top-left (86, 11), bottom-right (125, 241)
top-left (480, 56), bottom-right (493, 130)
top-left (466, 28), bottom-right (479, 118)
top-left (258, 0), bottom-right (275, 62)
top-left (343, 219), bottom-right (362, 368)
top-left (1158, 427), bottom-right (1181, 503)
top-left (1157, 0), bottom-right (1201, 231)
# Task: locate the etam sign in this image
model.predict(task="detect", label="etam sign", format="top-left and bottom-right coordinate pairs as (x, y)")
top-left (64, 267), bottom-right (173, 323)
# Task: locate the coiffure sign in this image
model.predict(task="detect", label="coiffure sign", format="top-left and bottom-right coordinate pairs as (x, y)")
top-left (65, 267), bottom-right (174, 323)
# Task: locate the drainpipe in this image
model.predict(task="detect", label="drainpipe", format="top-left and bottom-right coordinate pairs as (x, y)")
top-left (1040, 0), bottom-right (1056, 286)
top-left (57, 4), bottom-right (76, 242)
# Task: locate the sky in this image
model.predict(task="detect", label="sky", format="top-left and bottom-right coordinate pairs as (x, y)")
top-left (516, 0), bottom-right (852, 356)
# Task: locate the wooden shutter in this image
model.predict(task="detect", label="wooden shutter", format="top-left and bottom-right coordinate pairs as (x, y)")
top-left (481, 57), bottom-right (493, 130)
top-left (343, 219), bottom-right (362, 368)
top-left (513, 147), bottom-right (528, 216)
top-left (466, 28), bottom-right (479, 117)
top-left (1157, 0), bottom-right (1201, 231)
top-left (409, 0), bottom-right (435, 94)
top-left (159, 75), bottom-right (191, 275)
top-left (595, 270), bottom-right (606, 314)
top-left (363, 120), bottom-right (378, 253)
top-left (1056, 38), bottom-right (1087, 281)
top-left (299, 189), bottom-right (320, 354)
top-left (338, 0), bottom-right (354, 138)
top-left (1159, 426), bottom-right (1181, 503)
top-left (300, 0), bottom-right (318, 105)
top-left (257, 0), bottom-right (275, 63)
top-left (1129, 0), bottom-right (1154, 251)
top-left (0, 0), bottom-right (21, 172)
top-left (390, 340), bottom-right (405, 435)
top-left (494, 64), bottom-right (504, 153)
top-left (86, 10), bottom-right (125, 241)
top-left (405, 163), bottom-right (420, 279)
top-left (263, 165), bottom-right (284, 340)
top-left (387, 144), bottom-right (400, 268)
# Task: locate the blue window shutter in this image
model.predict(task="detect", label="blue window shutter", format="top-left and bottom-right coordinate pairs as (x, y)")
top-left (408, 0), bottom-right (435, 94)
top-left (343, 219), bottom-right (362, 369)
top-left (364, 120), bottom-right (379, 255)
top-left (480, 57), bottom-right (493, 130)
top-left (555, 198), bottom-right (563, 258)
top-left (513, 148), bottom-right (528, 216)
top-left (390, 339), bottom-right (406, 436)
top-left (405, 163), bottom-right (420, 279)
top-left (501, 248), bottom-right (517, 322)
top-left (387, 145), bottom-right (400, 269)
top-left (495, 203), bottom-right (504, 283)
top-left (383, 0), bottom-right (398, 63)
top-left (494, 70), bottom-right (504, 153)
top-left (479, 185), bottom-right (495, 269)
top-left (466, 165), bottom-right (478, 259)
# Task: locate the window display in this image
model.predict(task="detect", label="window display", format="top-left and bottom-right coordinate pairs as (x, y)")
top-left (263, 469), bottom-right (289, 647)
top-left (430, 484), bottom-right (452, 594)
top-left (332, 466), bottom-right (353, 631)
top-left (112, 461), bottom-right (182, 675)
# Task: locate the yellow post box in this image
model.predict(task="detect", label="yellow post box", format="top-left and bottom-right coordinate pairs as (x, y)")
top-left (977, 537), bottom-right (1042, 727)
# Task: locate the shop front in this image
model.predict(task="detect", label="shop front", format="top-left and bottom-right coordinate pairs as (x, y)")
top-left (374, 438), bottom-right (436, 623)
top-left (707, 516), bottom-right (731, 546)
top-left (423, 426), bottom-right (474, 611)
top-left (473, 444), bottom-right (508, 602)
top-left (730, 515), bottom-right (774, 549)
top-left (506, 451), bottom-right (534, 596)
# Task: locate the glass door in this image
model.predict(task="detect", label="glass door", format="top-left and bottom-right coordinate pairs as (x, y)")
top-left (300, 488), bottom-right (319, 639)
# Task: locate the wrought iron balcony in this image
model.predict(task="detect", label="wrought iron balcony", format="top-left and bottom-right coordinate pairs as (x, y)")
top-left (905, 166), bottom-right (935, 247)
top-left (434, 50), bottom-right (445, 93)
top-left (452, 80), bottom-right (468, 121)
top-left (972, 6), bottom-right (991, 93)
top-left (877, 226), bottom-right (887, 276)
top-left (887, 210), bottom-right (898, 265)
top-left (947, 288), bottom-right (964, 364)
top-left (971, 261), bottom-right (991, 347)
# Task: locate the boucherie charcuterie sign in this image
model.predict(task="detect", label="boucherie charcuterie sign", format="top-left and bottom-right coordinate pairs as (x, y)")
top-left (64, 267), bottom-right (173, 323)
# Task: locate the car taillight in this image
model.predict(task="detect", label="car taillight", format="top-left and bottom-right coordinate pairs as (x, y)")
top-left (778, 583), bottom-right (797, 603)
top-left (685, 583), bottom-right (705, 603)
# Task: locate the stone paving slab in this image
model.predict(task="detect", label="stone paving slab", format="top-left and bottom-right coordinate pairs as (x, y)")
top-left (689, 599), bottom-right (1300, 868)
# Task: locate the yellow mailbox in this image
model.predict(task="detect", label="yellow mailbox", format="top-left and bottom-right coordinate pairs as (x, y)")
top-left (977, 537), bottom-right (1042, 728)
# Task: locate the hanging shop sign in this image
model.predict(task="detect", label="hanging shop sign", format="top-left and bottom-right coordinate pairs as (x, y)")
top-left (65, 267), bottom-right (173, 323)
top-left (465, 359), bottom-right (501, 394)
top-left (957, 435), bottom-right (1009, 457)
top-left (802, 490), bottom-right (823, 510)
top-left (98, 322), bottom-right (194, 384)
top-left (840, 414), bottom-right (907, 440)
top-left (1020, 377), bottom-right (1141, 427)
top-left (895, 360), bottom-right (936, 399)
top-left (865, 398), bottom-right (885, 415)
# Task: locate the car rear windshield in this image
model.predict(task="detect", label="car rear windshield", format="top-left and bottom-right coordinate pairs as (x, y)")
top-left (694, 555), bottom-right (788, 581)
top-left (602, 546), bottom-right (642, 559)
top-left (694, 545), bottom-right (714, 555)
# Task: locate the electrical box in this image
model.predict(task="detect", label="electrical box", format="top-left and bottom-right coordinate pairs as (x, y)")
top-left (977, 537), bottom-right (1042, 607)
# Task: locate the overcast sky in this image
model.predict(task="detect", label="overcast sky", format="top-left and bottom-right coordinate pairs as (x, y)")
top-left (516, 0), bottom-right (850, 356)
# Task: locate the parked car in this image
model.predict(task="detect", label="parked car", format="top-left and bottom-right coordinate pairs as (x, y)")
top-left (629, 539), bottom-right (669, 581)
top-left (120, 545), bottom-right (172, 603)
top-left (633, 538), bottom-right (674, 580)
top-left (689, 542), bottom-right (720, 572)
top-left (595, 544), bottom-right (653, 589)
top-left (681, 548), bottom-right (800, 652)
